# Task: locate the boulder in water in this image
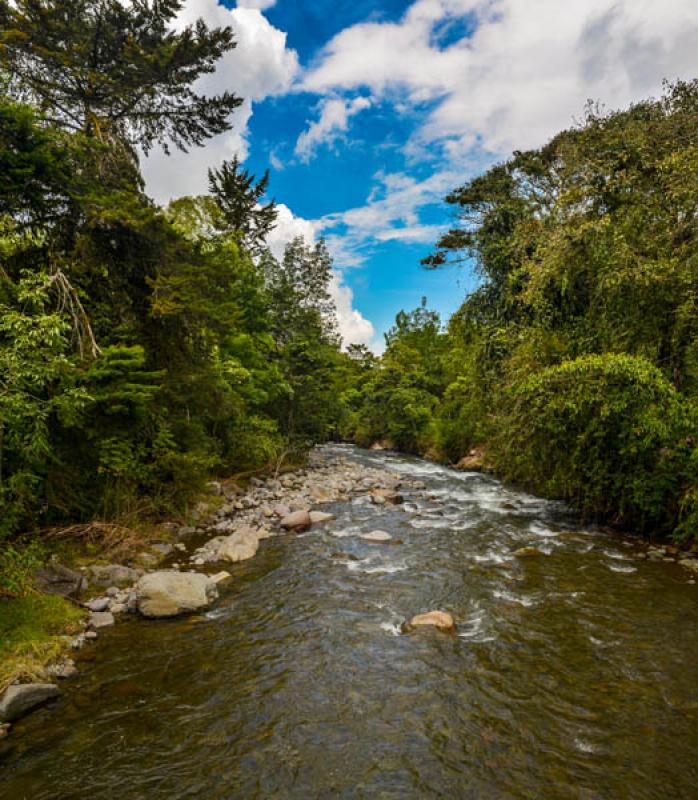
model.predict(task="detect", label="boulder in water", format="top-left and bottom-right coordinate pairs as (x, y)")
top-left (217, 528), bottom-right (259, 563)
top-left (136, 572), bottom-right (218, 618)
top-left (0, 684), bottom-right (60, 722)
top-left (407, 611), bottom-right (456, 632)
top-left (280, 510), bottom-right (311, 532)
top-left (371, 488), bottom-right (403, 505)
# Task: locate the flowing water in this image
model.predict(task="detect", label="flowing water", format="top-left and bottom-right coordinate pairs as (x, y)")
top-left (1, 445), bottom-right (698, 799)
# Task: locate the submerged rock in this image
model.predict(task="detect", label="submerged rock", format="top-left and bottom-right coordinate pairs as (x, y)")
top-left (136, 572), bottom-right (218, 618)
top-left (217, 528), bottom-right (259, 563)
top-left (513, 547), bottom-right (543, 558)
top-left (407, 611), bottom-right (456, 632)
top-left (0, 684), bottom-right (60, 723)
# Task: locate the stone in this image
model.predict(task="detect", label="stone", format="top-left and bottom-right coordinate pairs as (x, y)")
top-left (408, 611), bottom-right (456, 632)
top-left (88, 564), bottom-right (141, 587)
top-left (455, 447), bottom-right (487, 472)
top-left (89, 611), bottom-right (115, 629)
top-left (0, 723), bottom-right (10, 739)
top-left (280, 510), bottom-right (312, 532)
top-left (217, 528), bottom-right (259, 563)
top-left (309, 511), bottom-right (336, 524)
top-left (177, 526), bottom-right (197, 540)
top-left (371, 488), bottom-right (403, 505)
top-left (136, 572), bottom-right (219, 618)
top-left (87, 597), bottom-right (110, 612)
top-left (34, 564), bottom-right (88, 599)
top-left (0, 684), bottom-right (60, 723)
top-left (47, 660), bottom-right (78, 680)
top-left (151, 543), bottom-right (174, 557)
top-left (210, 571), bottom-right (232, 584)
top-left (105, 586), bottom-right (120, 597)
top-left (84, 631), bottom-right (98, 640)
top-left (273, 504), bottom-right (291, 517)
top-left (360, 530), bottom-right (392, 542)
top-left (109, 602), bottom-right (127, 615)
top-left (513, 547), bottom-right (543, 558)
top-left (206, 481), bottom-right (223, 496)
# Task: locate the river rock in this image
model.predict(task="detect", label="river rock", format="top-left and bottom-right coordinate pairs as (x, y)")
top-left (217, 528), bottom-right (259, 563)
top-left (273, 503), bottom-right (291, 517)
top-left (136, 572), bottom-right (219, 618)
top-left (280, 510), bottom-right (312, 532)
top-left (210, 571), bottom-right (232, 584)
top-left (310, 511), bottom-right (336, 524)
top-left (408, 611), bottom-right (456, 632)
top-left (89, 564), bottom-right (141, 587)
top-left (87, 597), bottom-right (110, 612)
top-left (0, 684), bottom-right (60, 723)
top-left (513, 547), bottom-right (543, 558)
top-left (360, 530), bottom-right (392, 542)
top-left (34, 564), bottom-right (87, 598)
top-left (89, 611), bottom-right (115, 629)
top-left (371, 489), bottom-right (403, 505)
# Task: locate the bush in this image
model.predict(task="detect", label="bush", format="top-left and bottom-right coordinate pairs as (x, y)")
top-left (493, 353), bottom-right (696, 534)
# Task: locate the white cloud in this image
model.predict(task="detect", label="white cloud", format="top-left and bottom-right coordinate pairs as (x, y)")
top-left (237, 0), bottom-right (277, 9)
top-left (266, 205), bottom-right (375, 348)
top-left (303, 0), bottom-right (698, 158)
top-left (295, 96), bottom-right (371, 162)
top-left (299, 0), bottom-right (698, 265)
top-left (142, 2), bottom-right (298, 203)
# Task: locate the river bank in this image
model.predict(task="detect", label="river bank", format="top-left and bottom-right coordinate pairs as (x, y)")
top-left (0, 446), bottom-right (421, 735)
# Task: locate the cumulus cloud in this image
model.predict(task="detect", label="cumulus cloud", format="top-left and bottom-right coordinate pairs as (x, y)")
top-left (266, 205), bottom-right (375, 347)
top-left (237, 0), bottom-right (277, 9)
top-left (295, 96), bottom-right (372, 162)
top-left (301, 0), bottom-right (698, 260)
top-left (302, 0), bottom-right (698, 158)
top-left (142, 1), bottom-right (298, 203)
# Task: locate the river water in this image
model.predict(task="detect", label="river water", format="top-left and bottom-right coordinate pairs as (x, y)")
top-left (1, 445), bottom-right (697, 799)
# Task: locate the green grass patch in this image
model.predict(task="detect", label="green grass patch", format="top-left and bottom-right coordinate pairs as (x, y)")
top-left (0, 594), bottom-right (85, 692)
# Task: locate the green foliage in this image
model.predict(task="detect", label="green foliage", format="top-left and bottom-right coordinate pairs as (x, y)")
top-left (0, 0), bottom-right (241, 153)
top-left (349, 81), bottom-right (698, 540)
top-left (493, 354), bottom-right (695, 533)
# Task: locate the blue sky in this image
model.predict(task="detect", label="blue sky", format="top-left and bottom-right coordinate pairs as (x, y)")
top-left (143, 0), bottom-right (698, 349)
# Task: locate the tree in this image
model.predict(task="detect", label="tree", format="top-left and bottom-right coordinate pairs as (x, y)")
top-left (0, 0), bottom-right (241, 154)
top-left (208, 157), bottom-right (278, 256)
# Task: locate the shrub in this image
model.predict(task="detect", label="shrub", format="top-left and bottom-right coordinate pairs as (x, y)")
top-left (493, 353), bottom-right (696, 534)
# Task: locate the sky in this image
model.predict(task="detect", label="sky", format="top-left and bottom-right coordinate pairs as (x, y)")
top-left (142, 0), bottom-right (698, 351)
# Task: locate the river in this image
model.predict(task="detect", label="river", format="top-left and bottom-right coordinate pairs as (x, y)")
top-left (1, 445), bottom-right (697, 799)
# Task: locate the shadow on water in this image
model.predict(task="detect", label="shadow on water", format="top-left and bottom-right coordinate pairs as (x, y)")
top-left (1, 445), bottom-right (697, 799)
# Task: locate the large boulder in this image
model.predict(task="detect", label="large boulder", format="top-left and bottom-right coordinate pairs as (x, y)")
top-left (0, 684), bottom-right (60, 723)
top-left (217, 528), bottom-right (259, 563)
top-left (89, 564), bottom-right (141, 587)
top-left (407, 611), bottom-right (456, 632)
top-left (136, 572), bottom-right (218, 618)
top-left (280, 510), bottom-right (311, 532)
top-left (34, 564), bottom-right (87, 598)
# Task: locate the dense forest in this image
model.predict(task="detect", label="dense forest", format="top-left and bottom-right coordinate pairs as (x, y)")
top-left (0, 0), bottom-right (696, 602)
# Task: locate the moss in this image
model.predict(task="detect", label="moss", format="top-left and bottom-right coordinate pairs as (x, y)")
top-left (0, 594), bottom-right (85, 692)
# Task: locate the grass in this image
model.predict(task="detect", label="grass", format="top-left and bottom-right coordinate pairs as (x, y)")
top-left (0, 594), bottom-right (85, 693)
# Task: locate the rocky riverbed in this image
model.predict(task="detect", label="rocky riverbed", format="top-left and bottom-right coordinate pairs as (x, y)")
top-left (2, 444), bottom-right (697, 747)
